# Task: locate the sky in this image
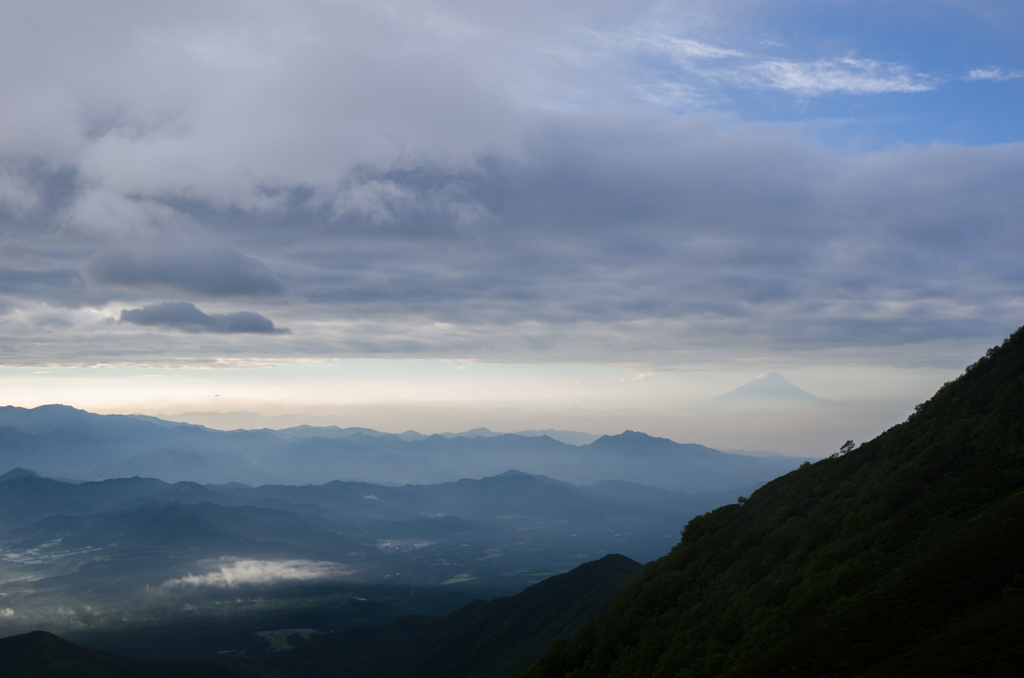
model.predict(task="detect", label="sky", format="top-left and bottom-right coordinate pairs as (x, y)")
top-left (0, 1), bottom-right (1021, 454)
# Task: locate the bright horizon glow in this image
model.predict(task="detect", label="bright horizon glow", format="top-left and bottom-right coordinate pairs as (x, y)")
top-left (0, 360), bottom-right (962, 455)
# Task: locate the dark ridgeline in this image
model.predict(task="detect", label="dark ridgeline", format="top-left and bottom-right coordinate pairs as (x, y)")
top-left (0, 630), bottom-right (238, 678)
top-left (514, 326), bottom-right (1024, 677)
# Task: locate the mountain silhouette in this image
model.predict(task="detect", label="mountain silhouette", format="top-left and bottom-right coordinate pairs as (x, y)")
top-left (711, 371), bottom-right (825, 404)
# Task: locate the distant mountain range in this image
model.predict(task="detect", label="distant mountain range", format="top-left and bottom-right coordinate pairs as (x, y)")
top-left (0, 406), bottom-right (809, 491)
top-left (144, 412), bottom-right (604, 447)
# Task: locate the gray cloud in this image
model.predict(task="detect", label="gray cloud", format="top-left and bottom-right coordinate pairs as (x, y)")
top-left (120, 302), bottom-right (289, 334)
top-left (86, 248), bottom-right (287, 298)
top-left (0, 2), bottom-right (1019, 369)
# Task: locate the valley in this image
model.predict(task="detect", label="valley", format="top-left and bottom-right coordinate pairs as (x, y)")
top-left (0, 415), bottom-right (797, 673)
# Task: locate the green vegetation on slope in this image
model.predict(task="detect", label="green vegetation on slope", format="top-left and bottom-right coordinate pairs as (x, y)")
top-left (519, 327), bottom-right (1024, 678)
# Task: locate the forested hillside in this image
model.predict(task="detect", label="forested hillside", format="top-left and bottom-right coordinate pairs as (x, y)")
top-left (517, 327), bottom-right (1024, 677)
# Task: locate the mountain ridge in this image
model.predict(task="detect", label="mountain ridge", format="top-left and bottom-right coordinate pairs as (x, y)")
top-left (0, 406), bottom-right (807, 490)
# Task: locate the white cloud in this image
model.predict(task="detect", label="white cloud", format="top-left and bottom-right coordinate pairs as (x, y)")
top-left (965, 68), bottom-right (1024, 81)
top-left (0, 607), bottom-right (14, 618)
top-left (743, 57), bottom-right (936, 95)
top-left (652, 36), bottom-right (746, 61)
top-left (162, 558), bottom-right (353, 588)
top-left (634, 31), bottom-right (936, 99)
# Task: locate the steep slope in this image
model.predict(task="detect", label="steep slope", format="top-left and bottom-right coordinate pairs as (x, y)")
top-left (519, 327), bottom-right (1024, 678)
top-left (388, 554), bottom-right (643, 678)
top-left (0, 630), bottom-right (238, 678)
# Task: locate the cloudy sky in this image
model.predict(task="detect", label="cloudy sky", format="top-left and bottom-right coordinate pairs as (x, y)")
top-left (0, 1), bottom-right (1021, 450)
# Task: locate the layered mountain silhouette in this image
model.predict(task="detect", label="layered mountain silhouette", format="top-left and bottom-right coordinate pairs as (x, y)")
top-left (0, 407), bottom-right (808, 490)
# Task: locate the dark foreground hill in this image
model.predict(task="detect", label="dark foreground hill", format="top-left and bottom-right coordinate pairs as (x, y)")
top-left (0, 631), bottom-right (237, 678)
top-left (245, 553), bottom-right (642, 678)
top-left (516, 327), bottom-right (1024, 677)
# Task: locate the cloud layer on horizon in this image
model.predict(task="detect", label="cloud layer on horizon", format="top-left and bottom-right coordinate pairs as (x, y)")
top-left (0, 1), bottom-right (1021, 370)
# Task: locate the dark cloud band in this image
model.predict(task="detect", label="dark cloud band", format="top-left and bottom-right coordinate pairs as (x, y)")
top-left (120, 302), bottom-right (289, 335)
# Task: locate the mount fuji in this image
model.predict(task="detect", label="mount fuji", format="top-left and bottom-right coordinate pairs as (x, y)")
top-left (711, 372), bottom-right (826, 405)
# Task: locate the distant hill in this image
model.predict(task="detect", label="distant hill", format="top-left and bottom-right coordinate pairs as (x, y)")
top-left (266, 425), bottom-right (391, 440)
top-left (711, 371), bottom-right (825, 404)
top-left (0, 630), bottom-right (237, 678)
top-left (512, 429), bottom-right (602, 446)
top-left (439, 428), bottom-right (601, 446)
top-left (0, 467), bottom-right (39, 481)
top-left (518, 326), bottom-right (1024, 677)
top-left (587, 430), bottom-right (717, 456)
